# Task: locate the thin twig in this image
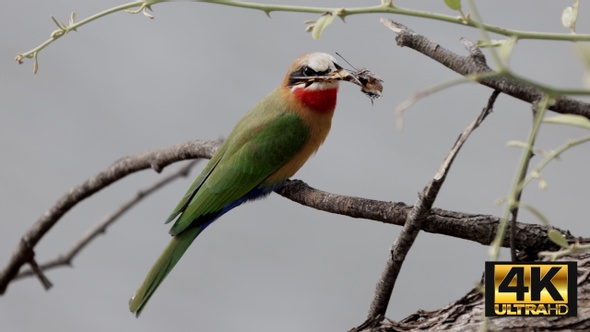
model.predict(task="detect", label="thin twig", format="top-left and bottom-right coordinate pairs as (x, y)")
top-left (490, 96), bottom-right (552, 261)
top-left (14, 160), bottom-right (200, 280)
top-left (509, 101), bottom-right (546, 261)
top-left (364, 90), bottom-right (499, 321)
top-left (27, 257), bottom-right (53, 290)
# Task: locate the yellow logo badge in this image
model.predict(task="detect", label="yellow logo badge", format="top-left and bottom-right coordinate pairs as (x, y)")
top-left (485, 262), bottom-right (577, 316)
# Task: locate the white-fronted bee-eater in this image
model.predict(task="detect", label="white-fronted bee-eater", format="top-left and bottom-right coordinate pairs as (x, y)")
top-left (129, 52), bottom-right (382, 316)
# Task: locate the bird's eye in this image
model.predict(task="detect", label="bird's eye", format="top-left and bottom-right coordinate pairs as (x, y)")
top-left (301, 66), bottom-right (317, 77)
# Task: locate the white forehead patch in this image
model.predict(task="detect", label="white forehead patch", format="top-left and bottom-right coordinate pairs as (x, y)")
top-left (305, 53), bottom-right (337, 72)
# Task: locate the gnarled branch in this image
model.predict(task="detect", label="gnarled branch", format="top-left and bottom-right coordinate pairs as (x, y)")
top-left (380, 19), bottom-right (590, 119)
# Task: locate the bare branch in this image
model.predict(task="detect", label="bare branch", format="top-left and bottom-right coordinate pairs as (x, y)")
top-left (275, 180), bottom-right (575, 251)
top-left (380, 19), bottom-right (590, 120)
top-left (2, 137), bottom-right (579, 294)
top-left (14, 160), bottom-right (200, 280)
top-left (0, 139), bottom-right (220, 294)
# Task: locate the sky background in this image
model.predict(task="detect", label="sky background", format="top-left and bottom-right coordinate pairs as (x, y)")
top-left (2, 1), bottom-right (589, 331)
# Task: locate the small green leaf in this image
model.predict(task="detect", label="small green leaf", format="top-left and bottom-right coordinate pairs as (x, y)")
top-left (538, 178), bottom-right (548, 191)
top-left (561, 1), bottom-right (579, 32)
top-left (548, 229), bottom-right (570, 249)
top-left (477, 38), bottom-right (517, 56)
top-left (476, 39), bottom-right (505, 48)
top-left (70, 11), bottom-right (76, 26)
top-left (498, 37), bottom-right (517, 61)
top-left (521, 203), bottom-right (552, 227)
top-left (574, 43), bottom-right (590, 67)
top-left (444, 0), bottom-right (462, 11)
top-left (573, 43), bottom-right (590, 88)
top-left (543, 114), bottom-right (590, 130)
top-left (506, 140), bottom-right (528, 149)
top-left (562, 7), bottom-right (575, 29)
top-left (311, 12), bottom-right (335, 40)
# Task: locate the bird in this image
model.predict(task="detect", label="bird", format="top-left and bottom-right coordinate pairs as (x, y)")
top-left (129, 52), bottom-right (377, 316)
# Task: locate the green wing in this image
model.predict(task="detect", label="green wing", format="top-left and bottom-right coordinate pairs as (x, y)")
top-left (165, 153), bottom-right (224, 224)
top-left (168, 111), bottom-right (311, 236)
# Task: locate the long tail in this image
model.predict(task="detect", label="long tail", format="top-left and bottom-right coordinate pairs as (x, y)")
top-left (129, 225), bottom-right (203, 317)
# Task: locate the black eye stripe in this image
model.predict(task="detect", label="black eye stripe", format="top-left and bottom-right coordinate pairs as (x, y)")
top-left (302, 66), bottom-right (316, 76)
top-left (287, 64), bottom-right (335, 87)
top-left (293, 66), bottom-right (331, 78)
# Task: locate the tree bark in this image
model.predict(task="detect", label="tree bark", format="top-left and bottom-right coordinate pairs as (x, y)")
top-left (353, 251), bottom-right (590, 331)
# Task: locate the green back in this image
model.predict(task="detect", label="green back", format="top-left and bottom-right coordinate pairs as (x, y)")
top-left (166, 89), bottom-right (311, 235)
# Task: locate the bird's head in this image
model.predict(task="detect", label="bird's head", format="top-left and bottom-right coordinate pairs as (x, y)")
top-left (282, 52), bottom-right (360, 113)
top-left (284, 53), bottom-right (352, 91)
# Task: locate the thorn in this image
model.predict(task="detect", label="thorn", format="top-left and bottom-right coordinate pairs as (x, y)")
top-left (33, 52), bottom-right (39, 75)
top-left (150, 162), bottom-right (163, 173)
top-left (50, 16), bottom-right (61, 28)
top-left (143, 4), bottom-right (154, 19)
top-left (336, 8), bottom-right (346, 22)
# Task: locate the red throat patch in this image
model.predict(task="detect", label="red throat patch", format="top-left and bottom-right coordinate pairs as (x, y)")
top-left (292, 87), bottom-right (338, 113)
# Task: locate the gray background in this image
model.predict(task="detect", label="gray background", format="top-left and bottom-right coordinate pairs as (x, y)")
top-left (2, 1), bottom-right (589, 331)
